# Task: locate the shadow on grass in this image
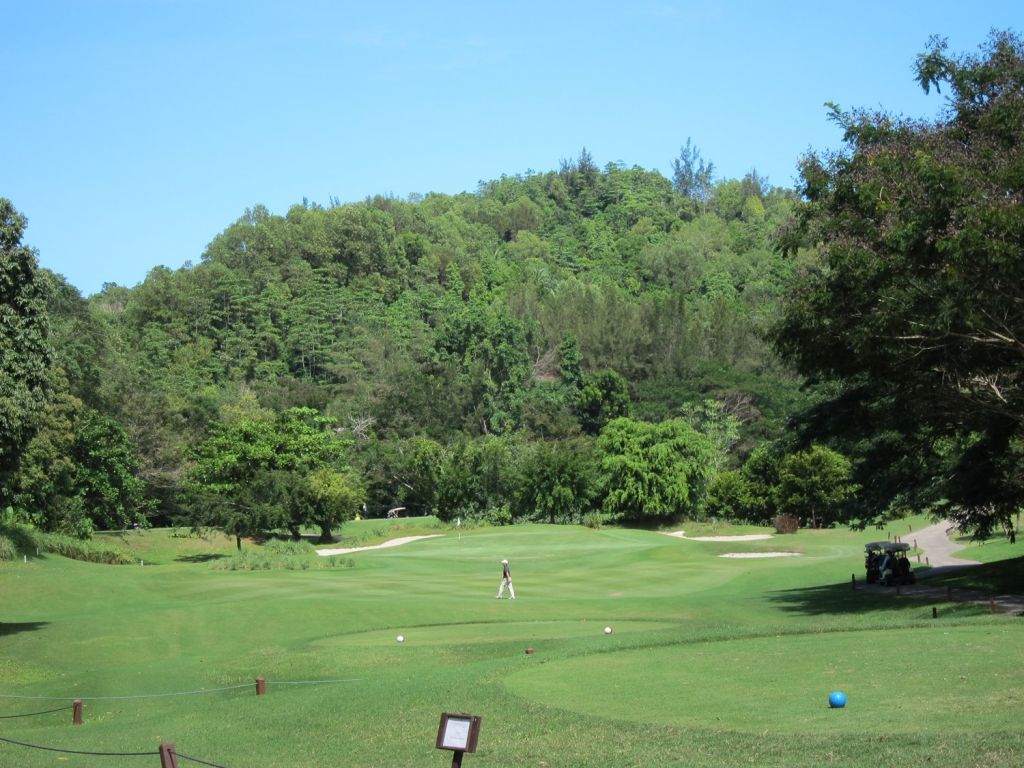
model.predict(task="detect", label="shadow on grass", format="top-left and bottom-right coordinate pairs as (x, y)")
top-left (925, 556), bottom-right (1024, 595)
top-left (175, 553), bottom-right (228, 563)
top-left (0, 622), bottom-right (49, 637)
top-left (765, 581), bottom-right (935, 616)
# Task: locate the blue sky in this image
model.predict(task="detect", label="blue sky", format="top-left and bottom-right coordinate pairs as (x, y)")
top-left (4, 1), bottom-right (1021, 296)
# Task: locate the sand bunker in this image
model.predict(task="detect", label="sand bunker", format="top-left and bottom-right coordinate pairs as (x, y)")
top-left (662, 531), bottom-right (774, 542)
top-left (316, 534), bottom-right (443, 557)
top-left (718, 552), bottom-right (802, 558)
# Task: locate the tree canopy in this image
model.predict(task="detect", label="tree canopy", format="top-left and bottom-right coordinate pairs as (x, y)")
top-left (0, 199), bottom-right (54, 493)
top-left (774, 30), bottom-right (1024, 535)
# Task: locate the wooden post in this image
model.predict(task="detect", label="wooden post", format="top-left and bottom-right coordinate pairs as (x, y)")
top-left (159, 743), bottom-right (178, 768)
top-left (932, 606), bottom-right (938, 619)
top-left (991, 597), bottom-right (997, 614)
top-left (72, 699), bottom-right (83, 725)
top-left (255, 677), bottom-right (266, 695)
top-left (926, 556), bottom-right (929, 566)
top-left (451, 751), bottom-right (465, 768)
top-left (851, 574), bottom-right (856, 591)
top-left (917, 554), bottom-right (921, 563)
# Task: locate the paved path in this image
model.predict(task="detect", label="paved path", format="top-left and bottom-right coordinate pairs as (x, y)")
top-left (904, 519), bottom-right (980, 569)
top-left (877, 520), bottom-right (1024, 615)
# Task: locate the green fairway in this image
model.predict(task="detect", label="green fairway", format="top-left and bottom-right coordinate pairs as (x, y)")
top-left (2, 520), bottom-right (1022, 767)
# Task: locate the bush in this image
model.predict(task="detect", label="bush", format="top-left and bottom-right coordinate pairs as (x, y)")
top-left (37, 532), bottom-right (135, 564)
top-left (582, 511), bottom-right (605, 529)
top-left (210, 542), bottom-right (354, 571)
top-left (773, 514), bottom-right (799, 534)
top-left (0, 512), bottom-right (39, 557)
top-left (40, 533), bottom-right (134, 564)
top-left (0, 534), bottom-right (17, 561)
top-left (484, 505), bottom-right (513, 526)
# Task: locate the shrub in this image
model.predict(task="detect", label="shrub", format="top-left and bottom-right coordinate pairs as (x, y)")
top-left (36, 532), bottom-right (135, 564)
top-left (0, 512), bottom-right (39, 557)
top-left (485, 505), bottom-right (513, 526)
top-left (582, 511), bottom-right (605, 529)
top-left (0, 535), bottom-right (17, 561)
top-left (773, 514), bottom-right (799, 534)
top-left (210, 542), bottom-right (354, 571)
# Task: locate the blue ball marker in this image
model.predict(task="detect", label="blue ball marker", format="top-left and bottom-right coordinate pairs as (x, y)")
top-left (828, 691), bottom-right (847, 708)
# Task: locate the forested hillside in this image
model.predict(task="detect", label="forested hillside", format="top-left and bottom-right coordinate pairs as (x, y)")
top-left (4, 149), bottom-right (817, 540)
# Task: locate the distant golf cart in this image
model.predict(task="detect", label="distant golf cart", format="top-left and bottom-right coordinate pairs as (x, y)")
top-left (864, 541), bottom-right (916, 586)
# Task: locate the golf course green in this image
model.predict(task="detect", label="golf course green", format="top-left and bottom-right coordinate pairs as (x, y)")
top-left (2, 519), bottom-right (1022, 767)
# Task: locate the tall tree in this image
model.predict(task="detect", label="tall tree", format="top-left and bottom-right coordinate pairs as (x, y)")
top-left (672, 138), bottom-right (715, 210)
top-left (188, 408), bottom-right (355, 547)
top-left (774, 31), bottom-right (1024, 535)
top-left (0, 199), bottom-right (54, 497)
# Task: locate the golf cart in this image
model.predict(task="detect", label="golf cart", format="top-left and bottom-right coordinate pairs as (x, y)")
top-left (864, 541), bottom-right (916, 586)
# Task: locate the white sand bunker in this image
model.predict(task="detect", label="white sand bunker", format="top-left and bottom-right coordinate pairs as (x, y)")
top-left (316, 535), bottom-right (443, 557)
top-left (719, 552), bottom-right (802, 558)
top-left (662, 531), bottom-right (773, 542)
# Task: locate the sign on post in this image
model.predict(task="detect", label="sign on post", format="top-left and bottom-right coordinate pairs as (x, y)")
top-left (436, 712), bottom-right (481, 767)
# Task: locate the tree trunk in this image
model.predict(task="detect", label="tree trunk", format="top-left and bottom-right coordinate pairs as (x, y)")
top-left (318, 525), bottom-right (333, 544)
top-left (235, 535), bottom-right (242, 551)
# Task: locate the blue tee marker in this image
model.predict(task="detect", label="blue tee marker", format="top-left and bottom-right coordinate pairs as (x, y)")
top-left (828, 691), bottom-right (847, 708)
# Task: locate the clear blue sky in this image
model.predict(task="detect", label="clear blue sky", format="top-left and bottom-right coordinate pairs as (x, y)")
top-left (4, 1), bottom-right (1021, 297)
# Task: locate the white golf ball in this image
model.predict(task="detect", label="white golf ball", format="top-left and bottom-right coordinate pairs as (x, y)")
top-left (604, 626), bottom-right (613, 635)
top-left (396, 634), bottom-right (405, 643)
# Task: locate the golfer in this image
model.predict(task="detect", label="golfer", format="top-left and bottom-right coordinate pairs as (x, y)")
top-left (496, 559), bottom-right (515, 599)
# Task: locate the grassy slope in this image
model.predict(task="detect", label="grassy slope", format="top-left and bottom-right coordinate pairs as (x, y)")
top-left (2, 519), bottom-right (1022, 767)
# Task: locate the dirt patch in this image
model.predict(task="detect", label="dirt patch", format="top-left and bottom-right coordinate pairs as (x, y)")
top-left (718, 552), bottom-right (801, 558)
top-left (316, 534), bottom-right (443, 557)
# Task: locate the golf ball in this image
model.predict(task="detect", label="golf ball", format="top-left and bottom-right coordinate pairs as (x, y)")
top-left (396, 635), bottom-right (405, 643)
top-left (604, 626), bottom-right (613, 635)
top-left (828, 691), bottom-right (847, 708)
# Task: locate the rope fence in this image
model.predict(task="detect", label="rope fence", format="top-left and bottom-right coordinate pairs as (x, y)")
top-left (0, 676), bottom-right (362, 701)
top-left (0, 704), bottom-right (73, 719)
top-left (0, 677), bottom-right (365, 766)
top-left (172, 749), bottom-right (230, 768)
top-left (0, 734), bottom-right (157, 757)
top-left (0, 735), bottom-right (229, 767)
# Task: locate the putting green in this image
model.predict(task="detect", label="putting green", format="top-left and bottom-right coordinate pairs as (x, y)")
top-left (503, 623), bottom-right (1024, 734)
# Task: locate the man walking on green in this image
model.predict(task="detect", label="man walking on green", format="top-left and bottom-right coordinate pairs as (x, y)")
top-left (497, 559), bottom-right (515, 599)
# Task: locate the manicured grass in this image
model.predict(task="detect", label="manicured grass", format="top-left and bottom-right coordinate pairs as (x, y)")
top-left (3, 519), bottom-right (1022, 767)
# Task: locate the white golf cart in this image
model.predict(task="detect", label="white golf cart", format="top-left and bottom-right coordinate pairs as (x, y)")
top-left (864, 541), bottom-right (916, 586)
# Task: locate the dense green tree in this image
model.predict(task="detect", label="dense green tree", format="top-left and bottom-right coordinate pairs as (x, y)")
top-left (0, 199), bottom-right (54, 494)
top-left (577, 369), bottom-right (631, 434)
top-left (434, 436), bottom-right (523, 522)
top-left (774, 30), bottom-right (1024, 535)
top-left (776, 445), bottom-right (858, 528)
top-left (596, 417), bottom-right (715, 523)
top-left (189, 408), bottom-right (354, 546)
top-left (517, 438), bottom-right (596, 523)
top-left (10, 387), bottom-right (152, 534)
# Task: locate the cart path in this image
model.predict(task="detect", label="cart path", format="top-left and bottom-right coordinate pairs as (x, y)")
top-left (906, 519), bottom-right (981, 569)
top-left (316, 534), bottom-right (443, 556)
top-left (874, 520), bottom-right (1024, 615)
